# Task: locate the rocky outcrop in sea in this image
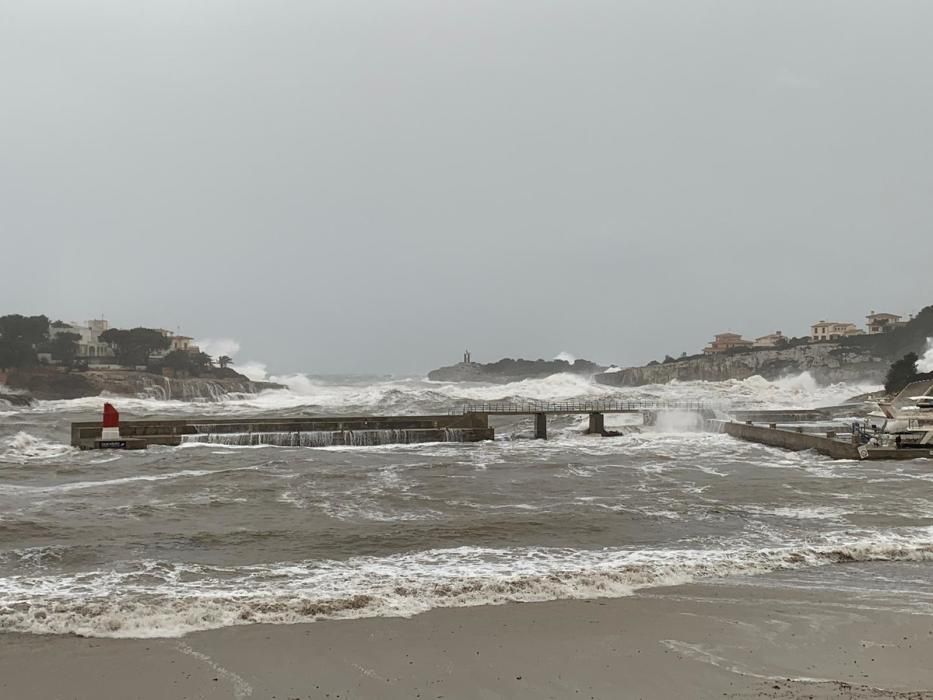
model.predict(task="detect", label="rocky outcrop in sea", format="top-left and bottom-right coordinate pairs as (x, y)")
top-left (428, 358), bottom-right (607, 384)
top-left (3, 368), bottom-right (283, 401)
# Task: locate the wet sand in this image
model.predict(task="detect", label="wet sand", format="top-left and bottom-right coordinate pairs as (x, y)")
top-left (2, 580), bottom-right (932, 700)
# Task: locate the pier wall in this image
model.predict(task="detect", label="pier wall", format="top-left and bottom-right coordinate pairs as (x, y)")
top-left (723, 422), bottom-right (862, 460)
top-left (72, 414), bottom-right (493, 449)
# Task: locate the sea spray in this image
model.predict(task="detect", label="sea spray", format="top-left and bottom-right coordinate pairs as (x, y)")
top-left (919, 338), bottom-right (933, 373)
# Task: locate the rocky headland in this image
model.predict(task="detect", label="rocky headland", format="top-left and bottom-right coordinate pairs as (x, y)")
top-left (2, 367), bottom-right (283, 402)
top-left (428, 357), bottom-right (607, 384)
top-left (598, 304), bottom-right (933, 388)
top-left (430, 305), bottom-right (933, 388)
top-left (594, 343), bottom-right (888, 387)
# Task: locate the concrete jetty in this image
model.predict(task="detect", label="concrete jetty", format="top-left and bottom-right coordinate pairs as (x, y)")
top-left (74, 400), bottom-right (718, 449)
top-left (723, 421), bottom-right (933, 461)
top-left (72, 412), bottom-right (493, 450)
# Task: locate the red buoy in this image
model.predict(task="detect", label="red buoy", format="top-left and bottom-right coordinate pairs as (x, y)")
top-left (102, 403), bottom-right (120, 429)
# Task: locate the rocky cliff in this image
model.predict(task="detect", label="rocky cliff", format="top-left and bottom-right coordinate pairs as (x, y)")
top-left (595, 343), bottom-right (888, 387)
top-left (428, 358), bottom-right (607, 384)
top-left (3, 368), bottom-right (283, 401)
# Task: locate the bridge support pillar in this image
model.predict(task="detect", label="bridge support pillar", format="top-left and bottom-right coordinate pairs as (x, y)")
top-left (587, 412), bottom-right (606, 436)
top-left (642, 411), bottom-right (657, 426)
top-left (534, 413), bottom-right (547, 440)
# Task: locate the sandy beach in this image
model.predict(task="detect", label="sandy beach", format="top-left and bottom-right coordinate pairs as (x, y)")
top-left (2, 574), bottom-right (932, 700)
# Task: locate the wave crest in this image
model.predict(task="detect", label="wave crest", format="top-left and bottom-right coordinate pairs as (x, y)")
top-left (1, 533), bottom-right (929, 638)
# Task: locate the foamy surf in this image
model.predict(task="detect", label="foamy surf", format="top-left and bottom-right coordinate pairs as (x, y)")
top-left (13, 371), bottom-right (881, 418)
top-left (0, 432), bottom-right (74, 464)
top-left (1, 532), bottom-right (930, 638)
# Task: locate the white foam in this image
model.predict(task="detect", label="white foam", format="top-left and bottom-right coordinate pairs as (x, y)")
top-left (0, 465), bottom-right (257, 495)
top-left (919, 338), bottom-right (933, 373)
top-left (1, 530), bottom-right (929, 638)
top-left (11, 367), bottom-right (880, 421)
top-left (0, 432), bottom-right (74, 464)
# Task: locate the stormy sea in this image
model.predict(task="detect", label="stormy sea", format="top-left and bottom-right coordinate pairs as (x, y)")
top-left (1, 373), bottom-right (931, 639)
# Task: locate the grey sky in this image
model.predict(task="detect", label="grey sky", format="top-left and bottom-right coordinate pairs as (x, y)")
top-left (2, 1), bottom-right (932, 375)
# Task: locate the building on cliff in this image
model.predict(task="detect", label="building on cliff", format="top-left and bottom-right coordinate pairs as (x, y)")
top-left (151, 329), bottom-right (201, 358)
top-left (703, 333), bottom-right (754, 354)
top-left (753, 331), bottom-right (785, 348)
top-left (48, 319), bottom-right (116, 363)
top-left (866, 311), bottom-right (906, 335)
top-left (810, 320), bottom-right (861, 342)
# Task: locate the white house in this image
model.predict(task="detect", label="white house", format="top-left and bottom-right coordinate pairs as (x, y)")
top-left (810, 321), bottom-right (861, 342)
top-left (152, 329), bottom-right (201, 357)
top-left (49, 319), bottom-right (115, 361)
top-left (866, 311), bottom-right (906, 335)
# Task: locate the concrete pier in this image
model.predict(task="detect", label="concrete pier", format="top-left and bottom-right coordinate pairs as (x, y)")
top-left (534, 413), bottom-right (547, 440)
top-left (724, 421), bottom-right (861, 459)
top-left (587, 412), bottom-right (606, 435)
top-left (72, 414), bottom-right (493, 450)
top-left (723, 421), bottom-right (933, 461)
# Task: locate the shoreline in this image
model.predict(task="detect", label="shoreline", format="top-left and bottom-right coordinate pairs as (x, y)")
top-left (3, 575), bottom-right (932, 699)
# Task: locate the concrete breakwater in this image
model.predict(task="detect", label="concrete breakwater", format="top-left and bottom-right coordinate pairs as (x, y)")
top-left (71, 413), bottom-right (493, 449)
top-left (723, 421), bottom-right (933, 461)
top-left (724, 421), bottom-right (863, 460)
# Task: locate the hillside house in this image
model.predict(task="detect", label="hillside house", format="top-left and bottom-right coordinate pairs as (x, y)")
top-left (703, 333), bottom-right (754, 354)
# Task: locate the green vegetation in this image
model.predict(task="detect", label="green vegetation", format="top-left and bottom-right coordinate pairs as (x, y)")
top-left (161, 349), bottom-right (215, 377)
top-left (99, 328), bottom-right (171, 367)
top-left (841, 305), bottom-right (933, 360)
top-left (0, 314), bottom-right (50, 370)
top-left (0, 315), bottom-right (49, 345)
top-left (48, 332), bottom-right (81, 368)
top-left (0, 313), bottom-right (245, 384)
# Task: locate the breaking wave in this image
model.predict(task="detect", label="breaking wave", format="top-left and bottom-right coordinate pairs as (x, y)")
top-left (0, 432), bottom-right (74, 464)
top-left (14, 371), bottom-right (881, 419)
top-left (1, 532), bottom-right (929, 638)
top-left (919, 338), bottom-right (933, 373)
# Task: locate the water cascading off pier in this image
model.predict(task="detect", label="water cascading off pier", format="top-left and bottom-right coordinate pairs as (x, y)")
top-left (181, 428), bottom-right (467, 447)
top-left (72, 414), bottom-right (490, 449)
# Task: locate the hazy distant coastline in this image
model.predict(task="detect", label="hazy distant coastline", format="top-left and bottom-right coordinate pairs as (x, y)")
top-left (431, 304), bottom-right (933, 388)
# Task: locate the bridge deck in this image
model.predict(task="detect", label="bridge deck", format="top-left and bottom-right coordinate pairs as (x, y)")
top-left (456, 401), bottom-right (716, 415)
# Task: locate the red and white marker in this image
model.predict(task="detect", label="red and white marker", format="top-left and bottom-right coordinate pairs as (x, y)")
top-left (101, 402), bottom-right (121, 441)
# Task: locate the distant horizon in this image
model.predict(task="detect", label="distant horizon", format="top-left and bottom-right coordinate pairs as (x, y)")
top-left (8, 302), bottom-right (926, 378)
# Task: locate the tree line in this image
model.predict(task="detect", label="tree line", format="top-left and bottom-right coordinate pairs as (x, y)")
top-left (0, 314), bottom-right (233, 376)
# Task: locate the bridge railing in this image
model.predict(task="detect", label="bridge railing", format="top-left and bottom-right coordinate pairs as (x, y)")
top-left (451, 400), bottom-right (717, 415)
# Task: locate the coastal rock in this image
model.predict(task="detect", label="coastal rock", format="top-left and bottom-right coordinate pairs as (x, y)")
top-left (595, 343), bottom-right (887, 387)
top-left (4, 367), bottom-right (283, 401)
top-left (428, 358), bottom-right (607, 384)
top-left (0, 389), bottom-right (34, 407)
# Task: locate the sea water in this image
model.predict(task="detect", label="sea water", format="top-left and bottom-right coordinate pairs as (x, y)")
top-left (1, 372), bottom-right (931, 638)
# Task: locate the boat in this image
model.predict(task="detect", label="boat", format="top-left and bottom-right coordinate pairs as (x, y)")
top-left (874, 382), bottom-right (933, 447)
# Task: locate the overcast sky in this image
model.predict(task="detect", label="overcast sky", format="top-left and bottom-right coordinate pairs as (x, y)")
top-left (2, 1), bottom-right (932, 374)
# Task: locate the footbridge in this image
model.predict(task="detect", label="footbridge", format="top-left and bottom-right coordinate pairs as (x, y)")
top-left (455, 401), bottom-right (719, 439)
